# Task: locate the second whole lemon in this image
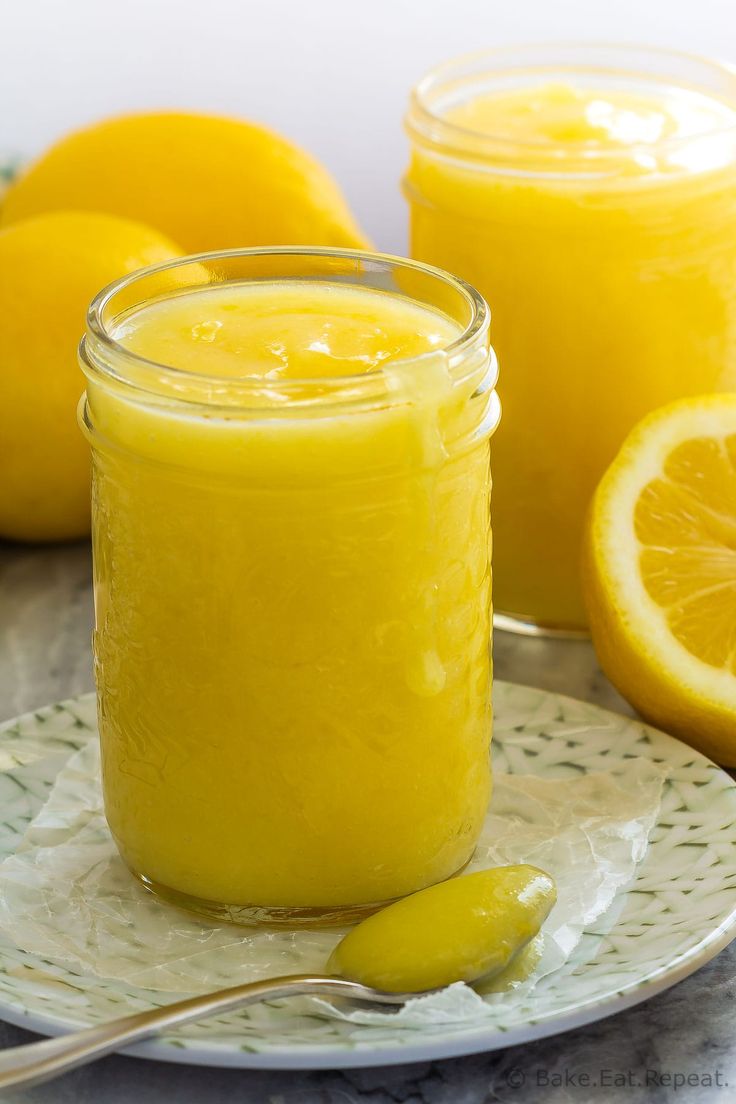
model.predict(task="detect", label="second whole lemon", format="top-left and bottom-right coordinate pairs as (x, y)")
top-left (1, 112), bottom-right (369, 253)
top-left (0, 211), bottom-right (183, 542)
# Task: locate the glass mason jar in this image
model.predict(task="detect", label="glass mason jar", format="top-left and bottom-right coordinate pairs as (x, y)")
top-left (405, 45), bottom-right (736, 635)
top-left (79, 248), bottom-right (500, 925)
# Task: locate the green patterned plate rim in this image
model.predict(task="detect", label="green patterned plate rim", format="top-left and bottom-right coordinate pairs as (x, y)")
top-left (0, 682), bottom-right (734, 1070)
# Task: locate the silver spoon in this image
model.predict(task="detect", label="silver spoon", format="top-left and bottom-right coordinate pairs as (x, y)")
top-left (0, 973), bottom-right (435, 1092)
top-left (0, 864), bottom-right (556, 1090)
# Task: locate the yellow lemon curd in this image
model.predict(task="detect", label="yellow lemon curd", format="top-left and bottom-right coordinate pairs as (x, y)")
top-left (406, 61), bottom-right (736, 631)
top-left (328, 864), bottom-right (556, 992)
top-left (82, 266), bottom-right (497, 919)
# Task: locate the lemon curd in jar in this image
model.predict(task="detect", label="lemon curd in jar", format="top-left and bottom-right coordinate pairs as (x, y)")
top-left (405, 46), bottom-right (736, 633)
top-left (80, 250), bottom-right (499, 924)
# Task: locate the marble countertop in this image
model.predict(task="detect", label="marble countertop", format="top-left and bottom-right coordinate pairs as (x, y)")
top-left (0, 539), bottom-right (734, 1104)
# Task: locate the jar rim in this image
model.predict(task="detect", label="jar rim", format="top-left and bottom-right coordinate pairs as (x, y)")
top-left (407, 42), bottom-right (736, 164)
top-left (82, 246), bottom-right (490, 408)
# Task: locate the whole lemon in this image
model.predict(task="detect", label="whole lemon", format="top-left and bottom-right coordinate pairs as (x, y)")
top-left (0, 211), bottom-right (183, 542)
top-left (1, 112), bottom-right (369, 252)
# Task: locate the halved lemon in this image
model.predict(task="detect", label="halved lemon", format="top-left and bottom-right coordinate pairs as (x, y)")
top-left (583, 394), bottom-right (736, 765)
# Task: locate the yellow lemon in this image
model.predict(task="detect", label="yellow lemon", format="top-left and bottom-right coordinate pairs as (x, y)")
top-left (0, 210), bottom-right (183, 542)
top-left (1, 112), bottom-right (369, 252)
top-left (583, 394), bottom-right (736, 765)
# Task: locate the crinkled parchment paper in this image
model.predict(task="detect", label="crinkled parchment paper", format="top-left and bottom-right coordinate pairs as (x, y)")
top-left (0, 738), bottom-right (667, 1026)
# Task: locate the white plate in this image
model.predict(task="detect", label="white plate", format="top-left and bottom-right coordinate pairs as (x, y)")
top-left (0, 682), bottom-right (735, 1070)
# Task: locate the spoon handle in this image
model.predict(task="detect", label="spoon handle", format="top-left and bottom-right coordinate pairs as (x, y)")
top-left (0, 974), bottom-right (415, 1092)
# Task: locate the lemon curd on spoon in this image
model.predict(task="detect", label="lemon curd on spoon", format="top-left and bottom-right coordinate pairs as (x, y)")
top-left (80, 251), bottom-right (499, 924)
top-left (329, 864), bottom-right (556, 992)
top-left (406, 46), bottom-right (736, 633)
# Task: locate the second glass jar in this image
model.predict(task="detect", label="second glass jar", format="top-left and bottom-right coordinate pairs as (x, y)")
top-left (405, 44), bottom-right (736, 634)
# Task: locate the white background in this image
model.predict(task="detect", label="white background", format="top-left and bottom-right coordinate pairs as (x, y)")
top-left (2, 0), bottom-right (735, 251)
